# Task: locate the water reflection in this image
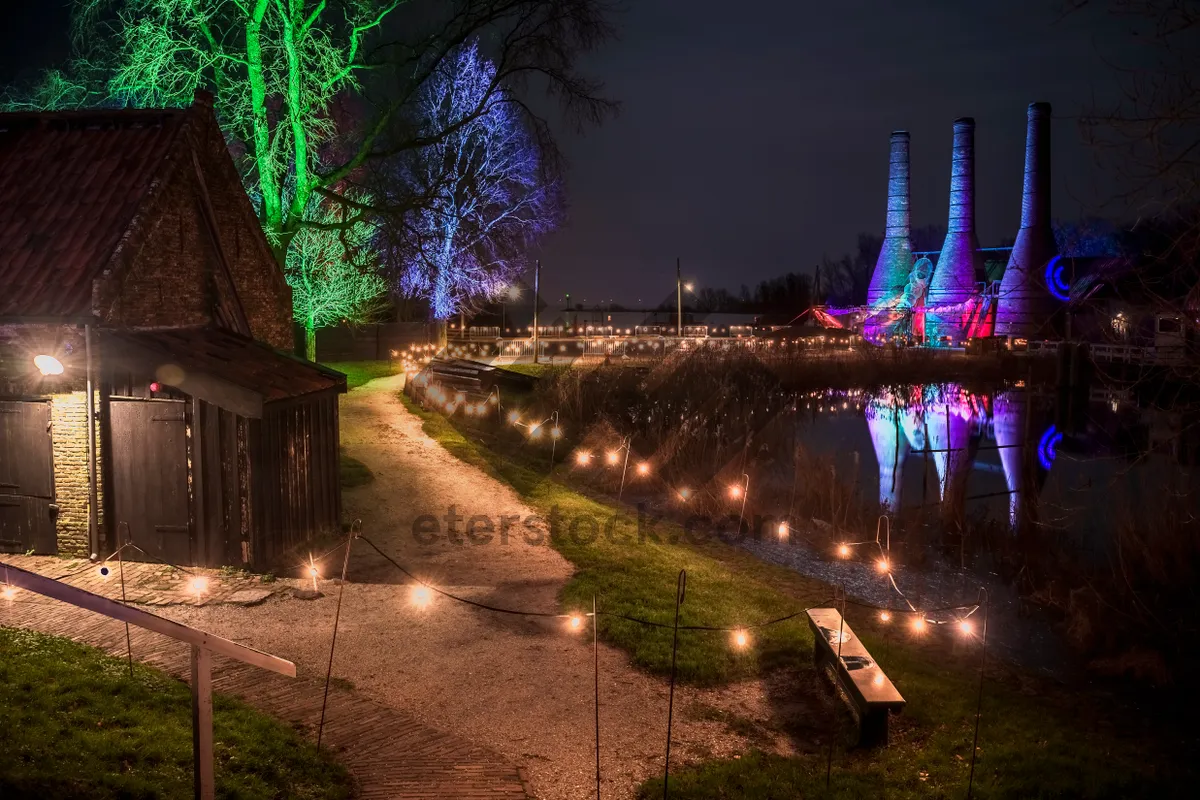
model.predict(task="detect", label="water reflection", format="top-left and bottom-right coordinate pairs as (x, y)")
top-left (862, 383), bottom-right (1070, 531)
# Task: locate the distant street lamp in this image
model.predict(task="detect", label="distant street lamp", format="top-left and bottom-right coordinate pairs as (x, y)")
top-left (675, 258), bottom-right (696, 338)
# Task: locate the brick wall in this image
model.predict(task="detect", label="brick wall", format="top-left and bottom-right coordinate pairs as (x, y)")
top-left (102, 166), bottom-right (212, 331)
top-left (194, 112), bottom-right (295, 351)
top-left (49, 391), bottom-right (102, 557)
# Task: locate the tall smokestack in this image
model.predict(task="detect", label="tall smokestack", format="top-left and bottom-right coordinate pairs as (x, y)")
top-left (928, 118), bottom-right (982, 340)
top-left (995, 102), bottom-right (1058, 338)
top-left (866, 131), bottom-right (913, 308)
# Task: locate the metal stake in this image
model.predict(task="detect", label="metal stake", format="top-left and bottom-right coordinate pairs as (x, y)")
top-left (967, 589), bottom-right (990, 799)
top-left (617, 436), bottom-right (631, 502)
top-left (663, 570), bottom-right (686, 799)
top-left (117, 522), bottom-right (133, 679)
top-left (318, 525), bottom-right (358, 749)
top-left (594, 594), bottom-right (601, 800)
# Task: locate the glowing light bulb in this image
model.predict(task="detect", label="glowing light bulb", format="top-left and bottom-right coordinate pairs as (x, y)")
top-left (34, 354), bottom-right (64, 376)
top-left (508, 411), bottom-right (520, 425)
top-left (959, 620), bottom-right (973, 636)
top-left (732, 629), bottom-right (749, 649)
top-left (837, 544), bottom-right (850, 558)
top-left (569, 615), bottom-right (583, 631)
top-left (636, 462), bottom-right (650, 476)
top-left (678, 488), bottom-right (691, 501)
top-left (728, 484), bottom-right (742, 499)
top-left (190, 576), bottom-right (209, 595)
top-left (550, 427), bottom-right (563, 440)
top-left (575, 451), bottom-right (591, 466)
top-left (876, 558), bottom-right (890, 573)
top-left (529, 425), bottom-right (543, 440)
top-left (411, 585), bottom-right (433, 608)
top-left (912, 616), bottom-right (926, 633)
top-left (1, 586), bottom-right (16, 600)
top-left (777, 521), bottom-right (788, 538)
top-left (606, 450), bottom-right (620, 465)
top-left (308, 565), bottom-right (319, 578)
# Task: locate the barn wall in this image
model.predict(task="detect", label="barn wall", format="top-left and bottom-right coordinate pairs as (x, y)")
top-left (192, 105), bottom-right (295, 351)
top-left (100, 165), bottom-right (213, 330)
top-left (250, 390), bottom-right (341, 567)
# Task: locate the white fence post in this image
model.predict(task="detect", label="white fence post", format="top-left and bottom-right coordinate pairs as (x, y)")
top-left (191, 644), bottom-right (215, 800)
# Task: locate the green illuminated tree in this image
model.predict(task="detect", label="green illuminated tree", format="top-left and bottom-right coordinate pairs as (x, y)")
top-left (4, 0), bottom-right (614, 262)
top-left (287, 192), bottom-right (388, 360)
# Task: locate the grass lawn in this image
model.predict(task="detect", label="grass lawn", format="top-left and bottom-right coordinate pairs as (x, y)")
top-left (339, 448), bottom-right (374, 488)
top-left (322, 359), bottom-right (401, 390)
top-left (493, 362), bottom-right (563, 379)
top-left (399, 392), bottom-right (1192, 798)
top-left (0, 627), bottom-right (353, 800)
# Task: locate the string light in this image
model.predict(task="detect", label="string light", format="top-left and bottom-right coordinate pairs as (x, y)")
top-left (959, 619), bottom-right (973, 636)
top-left (776, 521), bottom-right (788, 538)
top-left (876, 558), bottom-right (890, 573)
top-left (411, 585), bottom-right (433, 608)
top-left (732, 629), bottom-right (749, 649)
top-left (678, 487), bottom-right (691, 501)
top-left (911, 616), bottom-right (926, 633)
top-left (606, 450), bottom-right (620, 465)
top-left (190, 576), bottom-right (209, 595)
top-left (569, 614), bottom-right (584, 631)
top-left (879, 610), bottom-right (891, 623)
top-left (636, 462), bottom-right (650, 476)
top-left (728, 484), bottom-right (743, 499)
top-left (1, 585), bottom-right (15, 600)
top-left (550, 426), bottom-right (563, 440)
top-left (575, 451), bottom-right (591, 466)
top-left (507, 411), bottom-right (520, 425)
top-left (529, 425), bottom-right (543, 440)
top-left (837, 543), bottom-right (850, 558)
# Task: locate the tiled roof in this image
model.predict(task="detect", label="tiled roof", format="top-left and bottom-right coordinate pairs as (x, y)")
top-left (0, 108), bottom-right (191, 318)
top-left (108, 326), bottom-right (346, 403)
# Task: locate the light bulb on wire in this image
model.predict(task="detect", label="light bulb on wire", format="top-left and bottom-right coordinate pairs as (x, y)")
top-left (411, 584), bottom-right (433, 608)
top-left (732, 629), bottom-right (749, 649)
top-left (575, 451), bottom-right (591, 466)
top-left (879, 610), bottom-right (891, 623)
top-left (837, 543), bottom-right (850, 558)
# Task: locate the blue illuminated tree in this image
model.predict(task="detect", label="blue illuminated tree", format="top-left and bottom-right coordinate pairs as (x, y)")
top-left (392, 42), bottom-right (560, 321)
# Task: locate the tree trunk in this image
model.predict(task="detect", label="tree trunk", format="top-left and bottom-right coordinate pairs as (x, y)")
top-left (305, 326), bottom-right (317, 362)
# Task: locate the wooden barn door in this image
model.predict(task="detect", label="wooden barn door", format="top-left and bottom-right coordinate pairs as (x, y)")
top-left (109, 399), bottom-right (191, 564)
top-left (0, 400), bottom-right (56, 554)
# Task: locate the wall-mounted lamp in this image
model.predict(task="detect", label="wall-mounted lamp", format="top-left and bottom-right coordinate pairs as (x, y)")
top-left (34, 355), bottom-right (64, 376)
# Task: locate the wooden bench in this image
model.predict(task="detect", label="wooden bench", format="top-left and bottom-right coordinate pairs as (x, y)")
top-left (806, 608), bottom-right (905, 747)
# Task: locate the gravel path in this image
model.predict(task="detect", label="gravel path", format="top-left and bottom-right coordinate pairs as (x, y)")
top-left (159, 374), bottom-right (802, 799)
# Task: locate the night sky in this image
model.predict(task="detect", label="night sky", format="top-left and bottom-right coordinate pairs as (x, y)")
top-left (0, 0), bottom-right (1133, 309)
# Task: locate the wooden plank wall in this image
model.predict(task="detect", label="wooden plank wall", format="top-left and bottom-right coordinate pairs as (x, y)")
top-left (250, 390), bottom-right (341, 568)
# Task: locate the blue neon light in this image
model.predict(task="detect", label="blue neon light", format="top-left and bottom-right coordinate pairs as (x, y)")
top-left (1044, 255), bottom-right (1070, 302)
top-left (1037, 424), bottom-right (1063, 470)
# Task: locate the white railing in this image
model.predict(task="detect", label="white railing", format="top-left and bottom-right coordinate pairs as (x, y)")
top-left (2, 562), bottom-right (295, 800)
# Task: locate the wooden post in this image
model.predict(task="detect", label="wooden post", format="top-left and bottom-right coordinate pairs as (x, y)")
top-left (191, 644), bottom-right (214, 800)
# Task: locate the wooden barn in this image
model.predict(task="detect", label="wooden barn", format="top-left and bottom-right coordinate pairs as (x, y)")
top-left (0, 94), bottom-right (346, 568)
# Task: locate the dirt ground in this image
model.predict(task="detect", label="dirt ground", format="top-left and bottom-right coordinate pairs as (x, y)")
top-left (160, 374), bottom-right (819, 800)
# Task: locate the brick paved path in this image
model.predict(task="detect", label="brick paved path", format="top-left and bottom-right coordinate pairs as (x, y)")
top-left (0, 579), bottom-right (529, 799)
